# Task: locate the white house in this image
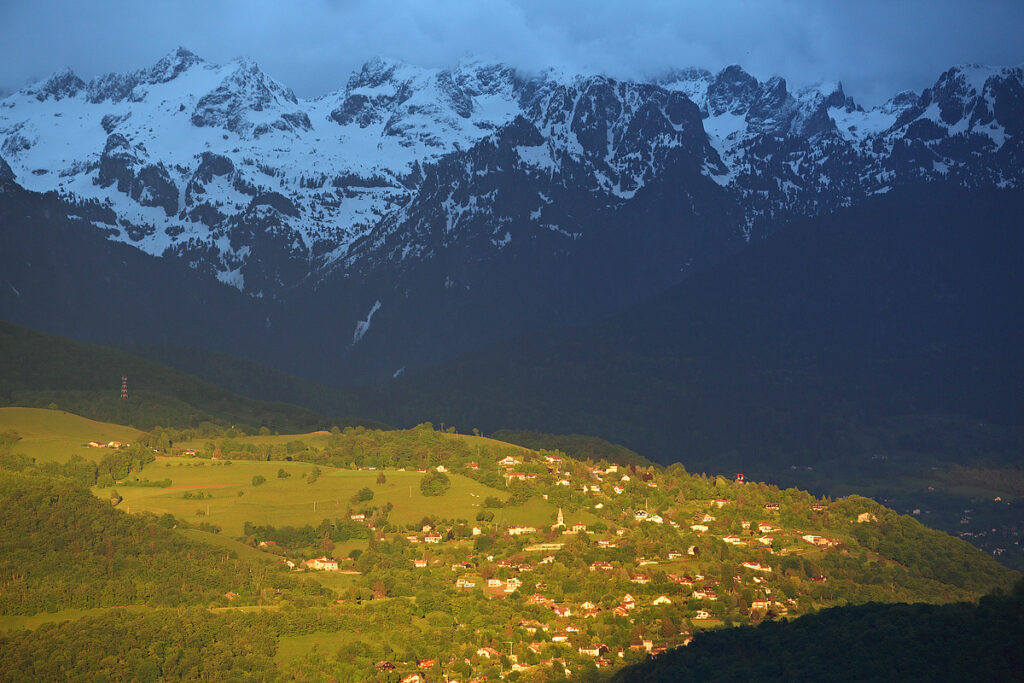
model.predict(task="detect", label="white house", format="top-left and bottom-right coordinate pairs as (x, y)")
top-left (304, 556), bottom-right (338, 571)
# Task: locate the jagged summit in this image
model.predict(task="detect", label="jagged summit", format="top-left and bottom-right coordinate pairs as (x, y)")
top-left (190, 56), bottom-right (300, 132)
top-left (705, 65), bottom-right (760, 116)
top-left (144, 46), bottom-right (205, 84)
top-left (22, 67), bottom-right (85, 101)
top-left (912, 63), bottom-right (1024, 130)
top-left (80, 47), bottom-right (211, 104)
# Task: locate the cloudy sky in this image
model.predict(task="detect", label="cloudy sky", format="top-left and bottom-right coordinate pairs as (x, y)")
top-left (3, 0), bottom-right (1023, 105)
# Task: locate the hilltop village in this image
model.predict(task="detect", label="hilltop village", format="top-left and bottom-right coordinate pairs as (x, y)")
top-left (143, 424), bottom-right (986, 681)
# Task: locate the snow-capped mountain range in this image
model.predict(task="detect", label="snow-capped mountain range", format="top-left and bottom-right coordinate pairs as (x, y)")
top-left (1, 48), bottom-right (1022, 382)
top-left (1, 49), bottom-right (531, 293)
top-left (2, 48), bottom-right (1021, 298)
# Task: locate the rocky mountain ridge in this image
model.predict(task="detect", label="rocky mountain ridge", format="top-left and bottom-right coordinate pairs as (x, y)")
top-left (3, 50), bottom-right (1021, 297)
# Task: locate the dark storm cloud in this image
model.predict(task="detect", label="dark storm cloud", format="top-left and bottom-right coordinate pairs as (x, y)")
top-left (2, 0), bottom-right (1023, 104)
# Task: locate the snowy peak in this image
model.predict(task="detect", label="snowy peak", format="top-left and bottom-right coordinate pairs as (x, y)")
top-left (357, 74), bottom-right (725, 271)
top-left (446, 59), bottom-right (521, 100)
top-left (347, 56), bottom-right (408, 91)
top-left (63, 47), bottom-right (297, 134)
top-left (918, 64), bottom-right (1024, 133)
top-left (27, 68), bottom-right (86, 102)
top-left (191, 57), bottom-right (302, 134)
top-left (145, 47), bottom-right (205, 85)
top-left (657, 67), bottom-right (712, 105)
top-left (334, 54), bottom-right (520, 116)
top-left (798, 81), bottom-right (852, 110)
top-left (742, 76), bottom-right (794, 135)
top-left (789, 81), bottom-right (857, 138)
top-left (879, 64), bottom-right (1024, 159)
top-left (933, 64), bottom-right (1009, 123)
top-left (84, 47), bottom-right (208, 103)
top-left (706, 65), bottom-right (760, 117)
top-left (328, 56), bottom-right (520, 143)
top-left (661, 66), bottom-right (858, 142)
top-left (879, 90), bottom-right (920, 116)
top-left (737, 76), bottom-right (856, 138)
top-left (523, 73), bottom-right (717, 192)
top-left (329, 57), bottom-right (422, 128)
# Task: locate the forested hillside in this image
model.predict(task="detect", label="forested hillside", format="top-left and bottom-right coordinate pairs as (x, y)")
top-left (0, 470), bottom-right (326, 615)
top-left (491, 430), bottom-right (653, 468)
top-left (0, 320), bottom-right (358, 432)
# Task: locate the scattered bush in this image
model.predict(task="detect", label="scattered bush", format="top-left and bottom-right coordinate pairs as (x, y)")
top-left (419, 471), bottom-right (451, 497)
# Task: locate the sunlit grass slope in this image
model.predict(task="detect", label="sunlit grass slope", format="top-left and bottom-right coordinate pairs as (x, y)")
top-left (0, 406), bottom-right (144, 463)
top-left (98, 459), bottom-right (518, 536)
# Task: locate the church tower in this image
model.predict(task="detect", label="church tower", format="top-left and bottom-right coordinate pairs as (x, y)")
top-left (553, 507), bottom-right (565, 530)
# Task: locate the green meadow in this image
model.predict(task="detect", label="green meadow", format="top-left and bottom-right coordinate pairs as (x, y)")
top-left (0, 605), bottom-right (155, 632)
top-left (0, 407), bottom-right (145, 463)
top-left (276, 631), bottom-right (380, 668)
top-left (0, 408), bottom-right (584, 544)
top-left (96, 459), bottom-right (519, 536)
top-left (274, 610), bottom-right (443, 669)
top-left (174, 527), bottom-right (280, 563)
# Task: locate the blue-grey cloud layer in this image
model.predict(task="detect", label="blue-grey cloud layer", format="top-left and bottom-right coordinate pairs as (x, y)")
top-left (2, 0), bottom-right (1023, 104)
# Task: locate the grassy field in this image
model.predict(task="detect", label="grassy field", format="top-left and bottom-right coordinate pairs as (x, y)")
top-left (303, 570), bottom-right (363, 593)
top-left (277, 631), bottom-right (371, 667)
top-left (275, 611), bottom-right (435, 668)
top-left (0, 407), bottom-right (144, 463)
top-left (0, 605), bottom-right (155, 631)
top-left (174, 527), bottom-right (281, 563)
top-left (96, 459), bottom-right (517, 537)
top-left (0, 409), bottom-right (588, 550)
